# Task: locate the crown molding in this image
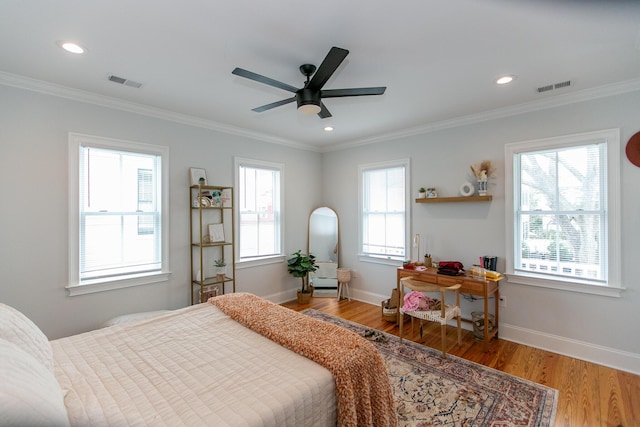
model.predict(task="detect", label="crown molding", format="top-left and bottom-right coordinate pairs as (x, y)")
top-left (327, 78), bottom-right (640, 152)
top-left (0, 71), bottom-right (321, 152)
top-left (2, 71), bottom-right (638, 154)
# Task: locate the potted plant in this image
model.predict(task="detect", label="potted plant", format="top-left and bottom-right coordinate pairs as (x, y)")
top-left (214, 258), bottom-right (226, 281)
top-left (418, 187), bottom-right (427, 198)
top-left (287, 250), bottom-right (318, 304)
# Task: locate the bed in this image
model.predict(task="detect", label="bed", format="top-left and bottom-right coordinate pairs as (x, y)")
top-left (0, 293), bottom-right (396, 427)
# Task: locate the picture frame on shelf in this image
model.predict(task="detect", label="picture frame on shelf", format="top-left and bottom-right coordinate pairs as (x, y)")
top-left (190, 167), bottom-right (207, 186)
top-left (208, 223), bottom-right (225, 242)
top-left (221, 188), bottom-right (232, 207)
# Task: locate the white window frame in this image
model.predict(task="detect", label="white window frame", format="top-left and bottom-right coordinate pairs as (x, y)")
top-left (234, 157), bottom-right (285, 267)
top-left (67, 133), bottom-right (170, 296)
top-left (505, 128), bottom-right (622, 297)
top-left (358, 159), bottom-right (411, 266)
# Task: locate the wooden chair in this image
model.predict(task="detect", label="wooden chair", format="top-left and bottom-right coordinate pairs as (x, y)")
top-left (399, 277), bottom-right (462, 357)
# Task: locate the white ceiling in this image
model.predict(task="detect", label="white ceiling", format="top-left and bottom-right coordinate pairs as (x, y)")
top-left (1, 0), bottom-right (639, 151)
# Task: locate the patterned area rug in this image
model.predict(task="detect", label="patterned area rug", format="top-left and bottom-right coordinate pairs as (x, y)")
top-left (302, 309), bottom-right (558, 427)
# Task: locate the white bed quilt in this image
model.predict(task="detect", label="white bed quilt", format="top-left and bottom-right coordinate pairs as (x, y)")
top-left (51, 303), bottom-right (336, 427)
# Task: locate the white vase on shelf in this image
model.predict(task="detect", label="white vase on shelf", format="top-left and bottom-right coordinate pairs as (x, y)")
top-left (477, 180), bottom-right (488, 196)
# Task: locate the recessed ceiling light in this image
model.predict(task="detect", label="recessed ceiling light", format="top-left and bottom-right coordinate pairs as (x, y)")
top-left (496, 75), bottom-right (516, 85)
top-left (58, 41), bottom-right (85, 54)
top-left (324, 126), bottom-right (334, 132)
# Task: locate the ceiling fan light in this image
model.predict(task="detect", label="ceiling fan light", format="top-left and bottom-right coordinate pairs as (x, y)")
top-left (298, 104), bottom-right (321, 115)
top-left (296, 88), bottom-right (322, 115)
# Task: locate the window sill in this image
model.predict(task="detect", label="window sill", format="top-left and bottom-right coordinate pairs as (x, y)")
top-left (358, 254), bottom-right (403, 267)
top-left (506, 272), bottom-right (625, 298)
top-left (67, 271), bottom-right (171, 296)
top-left (236, 255), bottom-right (285, 269)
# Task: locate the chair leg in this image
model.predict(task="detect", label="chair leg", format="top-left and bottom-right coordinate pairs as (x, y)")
top-left (456, 315), bottom-right (462, 346)
top-left (441, 324), bottom-right (447, 358)
top-left (399, 311), bottom-right (404, 344)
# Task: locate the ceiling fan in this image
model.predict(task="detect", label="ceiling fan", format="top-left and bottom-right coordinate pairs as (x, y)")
top-left (232, 46), bottom-right (386, 119)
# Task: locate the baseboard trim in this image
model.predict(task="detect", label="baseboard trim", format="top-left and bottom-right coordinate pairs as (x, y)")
top-left (500, 323), bottom-right (640, 376)
top-left (264, 289), bottom-right (298, 305)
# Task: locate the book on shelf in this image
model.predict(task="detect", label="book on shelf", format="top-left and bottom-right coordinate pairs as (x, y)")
top-left (482, 256), bottom-right (497, 271)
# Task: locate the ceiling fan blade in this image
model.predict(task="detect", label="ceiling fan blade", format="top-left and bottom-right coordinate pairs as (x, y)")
top-left (252, 97), bottom-right (296, 112)
top-left (232, 68), bottom-right (299, 93)
top-left (307, 47), bottom-right (349, 91)
top-left (317, 102), bottom-right (332, 119)
top-left (322, 87), bottom-right (387, 98)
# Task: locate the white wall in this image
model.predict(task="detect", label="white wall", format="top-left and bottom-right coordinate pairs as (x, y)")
top-left (323, 90), bottom-right (640, 374)
top-left (2, 81), bottom-right (639, 374)
top-left (0, 84), bottom-right (322, 339)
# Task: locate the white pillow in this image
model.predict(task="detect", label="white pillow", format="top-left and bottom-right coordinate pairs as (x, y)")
top-left (0, 303), bottom-right (53, 372)
top-left (0, 338), bottom-right (70, 426)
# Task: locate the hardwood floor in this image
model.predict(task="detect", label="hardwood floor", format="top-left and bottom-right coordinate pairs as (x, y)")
top-left (282, 297), bottom-right (640, 427)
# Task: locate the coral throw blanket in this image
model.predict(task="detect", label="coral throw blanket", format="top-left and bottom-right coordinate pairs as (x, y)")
top-left (210, 293), bottom-right (397, 427)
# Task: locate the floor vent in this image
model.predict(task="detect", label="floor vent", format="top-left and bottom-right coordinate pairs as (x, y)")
top-left (108, 75), bottom-right (142, 88)
top-left (537, 80), bottom-right (571, 93)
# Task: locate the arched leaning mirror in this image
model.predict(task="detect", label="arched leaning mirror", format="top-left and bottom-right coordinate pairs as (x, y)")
top-left (308, 207), bottom-right (339, 291)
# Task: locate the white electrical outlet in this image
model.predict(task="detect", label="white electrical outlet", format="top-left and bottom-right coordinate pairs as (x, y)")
top-left (499, 295), bottom-right (507, 307)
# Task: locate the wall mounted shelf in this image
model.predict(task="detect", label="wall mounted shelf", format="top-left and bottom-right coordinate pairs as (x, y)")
top-left (416, 195), bottom-right (492, 203)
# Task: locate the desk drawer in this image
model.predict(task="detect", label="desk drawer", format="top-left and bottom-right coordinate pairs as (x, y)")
top-left (459, 279), bottom-right (485, 294)
top-left (438, 276), bottom-right (484, 294)
top-left (399, 270), bottom-right (438, 284)
top-left (437, 276), bottom-right (465, 287)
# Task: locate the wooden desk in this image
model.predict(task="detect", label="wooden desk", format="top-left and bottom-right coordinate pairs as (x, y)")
top-left (397, 267), bottom-right (501, 347)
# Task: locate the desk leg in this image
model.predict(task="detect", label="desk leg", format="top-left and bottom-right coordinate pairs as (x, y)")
top-left (495, 288), bottom-right (499, 339)
top-left (396, 277), bottom-right (402, 324)
top-left (483, 290), bottom-right (490, 350)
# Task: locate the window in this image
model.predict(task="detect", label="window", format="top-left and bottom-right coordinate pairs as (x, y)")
top-left (505, 129), bottom-right (621, 296)
top-left (235, 157), bottom-right (283, 262)
top-left (359, 159), bottom-right (410, 263)
top-left (68, 133), bottom-right (170, 295)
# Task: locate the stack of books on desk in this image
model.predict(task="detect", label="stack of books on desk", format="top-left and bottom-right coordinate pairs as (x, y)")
top-left (482, 256), bottom-right (497, 271)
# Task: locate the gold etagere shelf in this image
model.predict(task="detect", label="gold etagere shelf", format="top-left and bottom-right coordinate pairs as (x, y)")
top-left (189, 185), bottom-right (235, 304)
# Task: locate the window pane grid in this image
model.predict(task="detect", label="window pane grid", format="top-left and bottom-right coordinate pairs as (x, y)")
top-left (238, 164), bottom-right (281, 259)
top-left (516, 142), bottom-right (605, 282)
top-left (362, 165), bottom-right (406, 258)
top-left (79, 146), bottom-right (161, 280)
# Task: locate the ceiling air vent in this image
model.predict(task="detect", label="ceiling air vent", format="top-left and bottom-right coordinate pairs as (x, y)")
top-left (537, 80), bottom-right (571, 93)
top-left (108, 74), bottom-right (142, 88)
top-left (554, 80), bottom-right (571, 89)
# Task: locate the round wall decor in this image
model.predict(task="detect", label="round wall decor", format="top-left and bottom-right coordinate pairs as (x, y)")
top-left (459, 181), bottom-right (475, 197)
top-left (626, 130), bottom-right (640, 168)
